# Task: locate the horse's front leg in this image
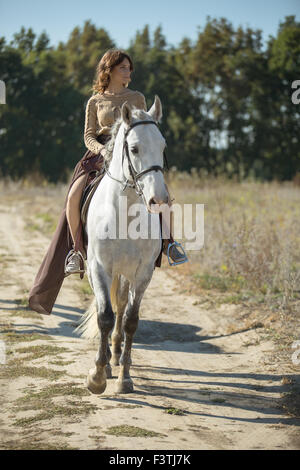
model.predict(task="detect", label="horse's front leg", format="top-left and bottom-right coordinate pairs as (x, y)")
top-left (116, 278), bottom-right (150, 394)
top-left (87, 265), bottom-right (115, 394)
top-left (111, 276), bottom-right (130, 366)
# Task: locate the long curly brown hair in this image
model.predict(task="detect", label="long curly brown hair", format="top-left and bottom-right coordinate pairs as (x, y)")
top-left (92, 49), bottom-right (134, 94)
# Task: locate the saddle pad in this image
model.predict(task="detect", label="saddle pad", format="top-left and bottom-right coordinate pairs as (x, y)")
top-left (80, 171), bottom-right (105, 226)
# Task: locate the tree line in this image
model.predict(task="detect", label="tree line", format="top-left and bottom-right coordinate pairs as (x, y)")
top-left (0, 15), bottom-right (299, 182)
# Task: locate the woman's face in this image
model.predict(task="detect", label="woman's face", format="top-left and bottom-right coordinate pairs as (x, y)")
top-left (110, 58), bottom-right (132, 86)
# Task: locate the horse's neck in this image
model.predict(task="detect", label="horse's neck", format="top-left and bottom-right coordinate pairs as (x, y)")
top-left (108, 151), bottom-right (124, 183)
top-left (106, 131), bottom-right (140, 207)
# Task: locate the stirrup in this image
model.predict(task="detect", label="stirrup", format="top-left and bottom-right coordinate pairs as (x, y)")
top-left (64, 248), bottom-right (85, 276)
top-left (167, 241), bottom-right (189, 266)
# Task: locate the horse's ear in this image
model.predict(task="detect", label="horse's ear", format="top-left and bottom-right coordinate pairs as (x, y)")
top-left (121, 101), bottom-right (132, 126)
top-left (148, 95), bottom-right (162, 123)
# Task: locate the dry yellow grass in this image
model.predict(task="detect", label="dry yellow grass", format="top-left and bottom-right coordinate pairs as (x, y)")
top-left (166, 170), bottom-right (300, 312)
top-left (1, 171), bottom-right (300, 314)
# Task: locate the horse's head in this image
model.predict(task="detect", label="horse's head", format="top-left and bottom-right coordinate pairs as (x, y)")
top-left (119, 95), bottom-right (169, 213)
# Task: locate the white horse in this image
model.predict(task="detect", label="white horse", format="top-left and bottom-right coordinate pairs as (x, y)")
top-left (76, 96), bottom-right (169, 394)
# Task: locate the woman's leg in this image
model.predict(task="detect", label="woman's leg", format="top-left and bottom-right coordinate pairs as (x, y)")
top-left (161, 183), bottom-right (188, 265)
top-left (66, 174), bottom-right (87, 246)
top-left (161, 183), bottom-right (174, 241)
top-left (64, 174), bottom-right (87, 275)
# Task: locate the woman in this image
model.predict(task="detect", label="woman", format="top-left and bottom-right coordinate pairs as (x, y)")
top-left (28, 49), bottom-right (187, 315)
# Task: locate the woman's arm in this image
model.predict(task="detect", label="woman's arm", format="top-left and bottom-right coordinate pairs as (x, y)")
top-left (84, 97), bottom-right (105, 154)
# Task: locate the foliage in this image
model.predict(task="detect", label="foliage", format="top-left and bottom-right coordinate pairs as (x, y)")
top-left (0, 17), bottom-right (299, 182)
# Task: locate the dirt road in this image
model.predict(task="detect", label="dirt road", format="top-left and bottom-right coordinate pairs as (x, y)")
top-left (0, 192), bottom-right (299, 450)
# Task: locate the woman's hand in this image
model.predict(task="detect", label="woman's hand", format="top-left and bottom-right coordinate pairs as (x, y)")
top-left (94, 149), bottom-right (106, 171)
top-left (101, 148), bottom-right (107, 159)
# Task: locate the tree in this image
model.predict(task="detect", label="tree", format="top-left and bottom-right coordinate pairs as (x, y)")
top-left (0, 29), bottom-right (83, 182)
top-left (1, 17), bottom-right (300, 182)
top-left (58, 20), bottom-right (115, 94)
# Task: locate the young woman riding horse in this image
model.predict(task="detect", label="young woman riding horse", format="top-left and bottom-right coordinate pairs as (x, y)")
top-left (28, 48), bottom-right (188, 315)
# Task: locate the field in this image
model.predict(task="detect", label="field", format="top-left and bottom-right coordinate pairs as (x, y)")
top-left (0, 173), bottom-right (299, 450)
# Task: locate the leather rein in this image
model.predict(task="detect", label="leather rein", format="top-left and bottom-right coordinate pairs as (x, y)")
top-left (104, 120), bottom-right (169, 196)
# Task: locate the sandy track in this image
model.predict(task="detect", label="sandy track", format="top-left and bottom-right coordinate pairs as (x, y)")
top-left (0, 196), bottom-right (299, 450)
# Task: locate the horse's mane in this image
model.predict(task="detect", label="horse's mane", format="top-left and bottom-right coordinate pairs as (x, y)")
top-left (104, 108), bottom-right (151, 165)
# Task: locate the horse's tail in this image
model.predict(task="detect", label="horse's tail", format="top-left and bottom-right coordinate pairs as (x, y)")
top-left (74, 275), bottom-right (120, 340)
top-left (110, 274), bottom-right (120, 314)
top-left (74, 297), bottom-right (98, 339)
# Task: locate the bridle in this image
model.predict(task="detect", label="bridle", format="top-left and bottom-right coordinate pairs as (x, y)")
top-left (104, 120), bottom-right (169, 197)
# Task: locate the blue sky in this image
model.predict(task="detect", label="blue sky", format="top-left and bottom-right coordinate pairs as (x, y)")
top-left (1, 0), bottom-right (299, 49)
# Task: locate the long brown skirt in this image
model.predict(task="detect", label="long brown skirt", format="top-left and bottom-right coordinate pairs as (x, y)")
top-left (28, 146), bottom-right (163, 315)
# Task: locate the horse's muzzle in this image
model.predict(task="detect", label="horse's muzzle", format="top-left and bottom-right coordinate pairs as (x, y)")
top-left (147, 196), bottom-right (170, 213)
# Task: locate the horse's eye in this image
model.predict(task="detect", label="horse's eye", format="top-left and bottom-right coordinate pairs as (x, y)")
top-left (131, 146), bottom-right (139, 154)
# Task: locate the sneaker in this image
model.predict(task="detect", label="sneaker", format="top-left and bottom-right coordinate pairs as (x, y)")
top-left (64, 249), bottom-right (85, 276)
top-left (164, 241), bottom-right (188, 266)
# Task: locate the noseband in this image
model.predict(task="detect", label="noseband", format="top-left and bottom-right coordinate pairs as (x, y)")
top-left (104, 120), bottom-right (169, 196)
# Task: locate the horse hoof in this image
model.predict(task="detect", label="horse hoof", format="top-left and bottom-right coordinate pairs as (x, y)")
top-left (115, 379), bottom-right (134, 394)
top-left (106, 364), bottom-right (113, 379)
top-left (87, 376), bottom-right (107, 394)
top-left (87, 368), bottom-right (107, 395)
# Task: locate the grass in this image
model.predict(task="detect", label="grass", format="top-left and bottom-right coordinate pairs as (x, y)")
top-left (1, 329), bottom-right (51, 344)
top-left (36, 212), bottom-right (57, 233)
top-left (164, 172), bottom-right (300, 374)
top-left (25, 212), bottom-right (58, 236)
top-left (0, 328), bottom-right (73, 380)
top-left (9, 310), bottom-right (42, 320)
top-left (105, 425), bottom-right (165, 438)
top-left (11, 381), bottom-right (97, 428)
top-left (192, 273), bottom-right (246, 292)
top-left (49, 359), bottom-right (75, 366)
top-left (167, 173), bottom-right (300, 309)
top-left (0, 360), bottom-right (65, 380)
top-left (16, 344), bottom-right (71, 361)
top-left (15, 296), bottom-right (30, 307)
top-left (164, 407), bottom-right (186, 416)
top-left (13, 402), bottom-right (97, 427)
top-left (0, 321), bottom-right (52, 344)
top-left (1, 438), bottom-right (76, 450)
top-left (78, 276), bottom-right (93, 297)
top-left (17, 382), bottom-right (91, 401)
top-left (210, 397), bottom-right (226, 404)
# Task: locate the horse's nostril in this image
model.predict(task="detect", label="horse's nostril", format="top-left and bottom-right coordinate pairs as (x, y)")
top-left (149, 196), bottom-right (169, 208)
top-left (149, 197), bottom-right (157, 206)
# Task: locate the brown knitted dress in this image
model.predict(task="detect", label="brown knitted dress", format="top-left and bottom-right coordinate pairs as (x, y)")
top-left (28, 90), bottom-right (163, 315)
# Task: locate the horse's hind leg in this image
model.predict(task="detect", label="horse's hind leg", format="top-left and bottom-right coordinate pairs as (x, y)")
top-left (111, 275), bottom-right (129, 366)
top-left (116, 277), bottom-right (150, 394)
top-left (87, 265), bottom-right (115, 394)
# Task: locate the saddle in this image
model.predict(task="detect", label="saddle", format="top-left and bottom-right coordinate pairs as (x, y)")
top-left (69, 171), bottom-right (104, 276)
